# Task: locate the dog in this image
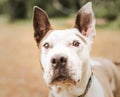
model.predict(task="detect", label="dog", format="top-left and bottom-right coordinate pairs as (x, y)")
top-left (33, 2), bottom-right (120, 97)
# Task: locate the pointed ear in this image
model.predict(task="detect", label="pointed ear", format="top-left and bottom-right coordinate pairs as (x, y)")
top-left (33, 6), bottom-right (52, 46)
top-left (74, 2), bottom-right (96, 39)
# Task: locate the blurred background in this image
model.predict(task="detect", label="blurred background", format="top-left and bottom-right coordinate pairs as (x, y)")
top-left (0, 0), bottom-right (120, 97)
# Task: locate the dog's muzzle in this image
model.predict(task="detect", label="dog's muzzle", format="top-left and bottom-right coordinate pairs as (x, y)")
top-left (51, 55), bottom-right (68, 80)
top-left (50, 55), bottom-right (74, 85)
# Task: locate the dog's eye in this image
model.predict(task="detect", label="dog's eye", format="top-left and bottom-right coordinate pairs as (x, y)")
top-left (43, 43), bottom-right (50, 49)
top-left (72, 40), bottom-right (80, 47)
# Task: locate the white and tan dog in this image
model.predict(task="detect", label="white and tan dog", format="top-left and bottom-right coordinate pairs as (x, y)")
top-left (33, 2), bottom-right (120, 97)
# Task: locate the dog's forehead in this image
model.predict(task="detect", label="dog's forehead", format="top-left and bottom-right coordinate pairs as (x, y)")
top-left (45, 28), bottom-right (81, 41)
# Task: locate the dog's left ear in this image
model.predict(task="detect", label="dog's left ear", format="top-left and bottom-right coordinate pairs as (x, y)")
top-left (74, 2), bottom-right (96, 39)
top-left (33, 6), bottom-right (52, 46)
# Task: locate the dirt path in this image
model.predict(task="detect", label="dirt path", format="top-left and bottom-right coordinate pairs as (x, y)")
top-left (0, 18), bottom-right (120, 97)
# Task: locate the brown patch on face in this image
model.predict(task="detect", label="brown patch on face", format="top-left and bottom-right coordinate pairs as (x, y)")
top-left (50, 76), bottom-right (76, 86)
top-left (76, 33), bottom-right (87, 44)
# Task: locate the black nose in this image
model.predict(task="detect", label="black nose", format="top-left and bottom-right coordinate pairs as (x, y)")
top-left (51, 56), bottom-right (67, 68)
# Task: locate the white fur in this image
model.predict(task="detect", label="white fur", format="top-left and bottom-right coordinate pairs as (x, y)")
top-left (85, 76), bottom-right (105, 97)
top-left (50, 76), bottom-right (105, 97)
top-left (40, 28), bottom-right (91, 85)
top-left (91, 60), bottom-right (102, 66)
top-left (110, 78), bottom-right (116, 92)
top-left (34, 1), bottom-right (119, 97)
top-left (40, 28), bottom-right (106, 97)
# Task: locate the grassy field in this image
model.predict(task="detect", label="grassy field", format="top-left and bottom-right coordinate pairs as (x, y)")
top-left (0, 16), bottom-right (120, 97)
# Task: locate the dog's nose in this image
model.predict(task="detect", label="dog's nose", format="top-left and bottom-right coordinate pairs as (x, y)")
top-left (51, 56), bottom-right (67, 68)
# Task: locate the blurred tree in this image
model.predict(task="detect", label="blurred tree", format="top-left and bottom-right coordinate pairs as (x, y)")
top-left (0, 3), bottom-right (4, 14)
top-left (31, 0), bottom-right (81, 17)
top-left (104, 1), bottom-right (118, 21)
top-left (8, 0), bottom-right (27, 21)
top-left (93, 0), bottom-right (120, 21)
top-left (0, 0), bottom-right (8, 14)
top-left (32, 0), bottom-right (70, 17)
top-left (0, 0), bottom-right (119, 21)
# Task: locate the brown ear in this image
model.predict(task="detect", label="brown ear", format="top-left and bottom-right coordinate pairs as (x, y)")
top-left (74, 2), bottom-right (96, 39)
top-left (33, 6), bottom-right (52, 46)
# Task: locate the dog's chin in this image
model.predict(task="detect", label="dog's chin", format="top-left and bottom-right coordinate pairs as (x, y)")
top-left (50, 76), bottom-right (76, 86)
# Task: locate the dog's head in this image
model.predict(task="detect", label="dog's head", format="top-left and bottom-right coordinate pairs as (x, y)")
top-left (33, 2), bottom-right (95, 86)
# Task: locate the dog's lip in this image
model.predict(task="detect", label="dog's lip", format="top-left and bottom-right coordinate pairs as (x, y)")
top-left (53, 75), bottom-right (67, 82)
top-left (50, 75), bottom-right (76, 85)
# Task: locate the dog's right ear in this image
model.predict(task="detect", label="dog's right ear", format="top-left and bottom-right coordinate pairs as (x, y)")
top-left (33, 6), bottom-right (52, 46)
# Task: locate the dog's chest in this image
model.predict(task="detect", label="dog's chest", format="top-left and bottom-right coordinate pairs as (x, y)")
top-left (51, 75), bottom-right (105, 97)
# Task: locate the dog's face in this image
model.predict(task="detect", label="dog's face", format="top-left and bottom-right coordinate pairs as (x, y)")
top-left (40, 29), bottom-right (91, 85)
top-left (33, 2), bottom-right (95, 86)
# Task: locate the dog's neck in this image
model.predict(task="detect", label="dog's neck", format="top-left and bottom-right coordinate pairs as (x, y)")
top-left (78, 72), bottom-right (93, 97)
top-left (50, 62), bottom-right (92, 97)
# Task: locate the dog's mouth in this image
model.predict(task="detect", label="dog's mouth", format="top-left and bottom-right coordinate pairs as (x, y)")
top-left (53, 75), bottom-right (67, 81)
top-left (49, 67), bottom-right (76, 85)
top-left (51, 75), bottom-right (76, 85)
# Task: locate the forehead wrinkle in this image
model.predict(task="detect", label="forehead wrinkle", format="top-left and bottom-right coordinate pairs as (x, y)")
top-left (76, 33), bottom-right (87, 44)
top-left (46, 30), bottom-right (71, 42)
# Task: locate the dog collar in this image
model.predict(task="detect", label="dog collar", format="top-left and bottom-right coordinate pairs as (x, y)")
top-left (78, 72), bottom-right (93, 97)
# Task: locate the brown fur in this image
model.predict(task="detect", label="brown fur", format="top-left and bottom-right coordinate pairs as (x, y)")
top-left (92, 58), bottom-right (120, 97)
top-left (33, 6), bottom-right (52, 46)
top-left (76, 33), bottom-right (87, 44)
top-left (74, 11), bottom-right (92, 36)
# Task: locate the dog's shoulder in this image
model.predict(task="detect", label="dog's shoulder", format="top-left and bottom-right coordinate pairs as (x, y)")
top-left (91, 58), bottom-right (114, 85)
top-left (91, 58), bottom-right (115, 74)
top-left (91, 57), bottom-right (120, 77)
top-left (91, 57), bottom-right (120, 97)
